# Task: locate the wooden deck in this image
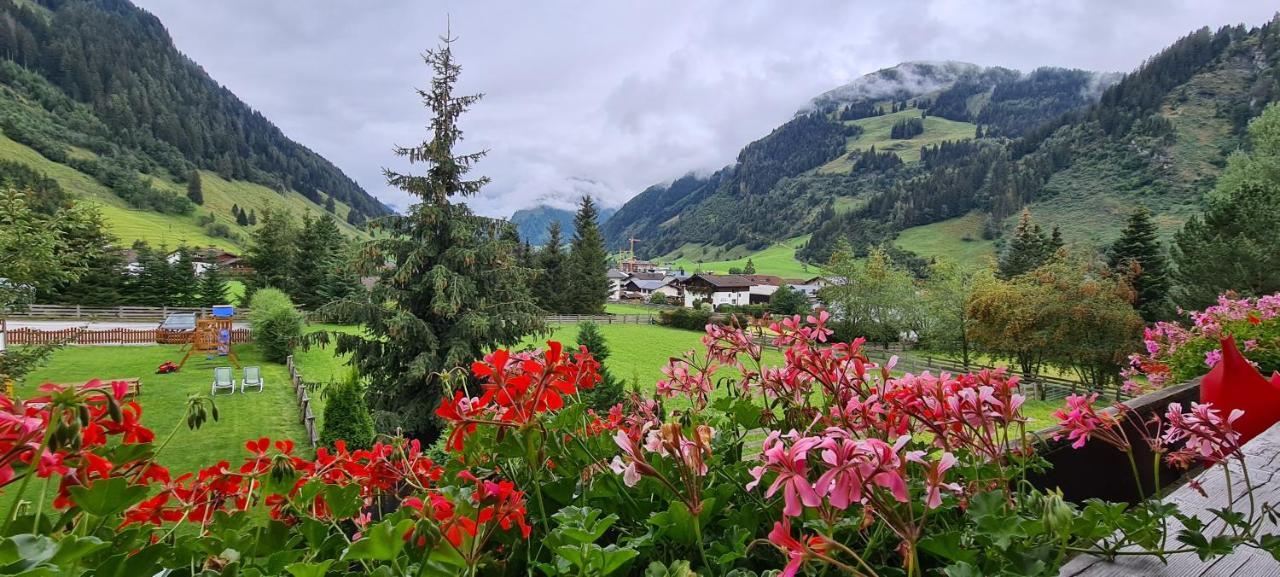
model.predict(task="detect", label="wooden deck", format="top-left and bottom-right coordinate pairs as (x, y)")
top-left (1060, 421), bottom-right (1280, 576)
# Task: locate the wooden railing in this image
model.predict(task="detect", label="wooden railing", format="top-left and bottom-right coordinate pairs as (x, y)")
top-left (3, 304), bottom-right (244, 321)
top-left (286, 355), bottom-right (319, 449)
top-left (5, 327), bottom-right (252, 346)
top-left (545, 314), bottom-right (654, 325)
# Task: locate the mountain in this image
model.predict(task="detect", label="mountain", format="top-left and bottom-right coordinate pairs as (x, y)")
top-left (0, 0), bottom-right (388, 249)
top-left (510, 204), bottom-right (616, 245)
top-left (605, 20), bottom-right (1280, 270)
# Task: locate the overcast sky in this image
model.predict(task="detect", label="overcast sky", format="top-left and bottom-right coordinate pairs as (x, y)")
top-left (133, 1), bottom-right (1276, 217)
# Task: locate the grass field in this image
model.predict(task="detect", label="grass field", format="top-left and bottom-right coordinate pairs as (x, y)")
top-left (664, 235), bottom-right (817, 279)
top-left (893, 212), bottom-right (997, 266)
top-left (604, 303), bottom-right (661, 315)
top-left (819, 108), bottom-right (977, 172)
top-left (0, 131), bottom-right (364, 251)
top-left (15, 343), bottom-right (311, 477)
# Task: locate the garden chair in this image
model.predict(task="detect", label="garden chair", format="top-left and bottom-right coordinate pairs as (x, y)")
top-left (241, 366), bottom-right (263, 393)
top-left (211, 367), bottom-right (236, 396)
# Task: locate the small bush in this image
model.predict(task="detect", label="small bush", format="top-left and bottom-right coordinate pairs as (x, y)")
top-left (647, 292), bottom-right (668, 305)
top-left (576, 322), bottom-right (623, 411)
top-left (320, 371), bottom-right (376, 450)
top-left (248, 287), bottom-right (303, 362)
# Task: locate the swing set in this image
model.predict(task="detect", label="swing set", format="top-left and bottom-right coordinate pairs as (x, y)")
top-left (175, 316), bottom-right (240, 370)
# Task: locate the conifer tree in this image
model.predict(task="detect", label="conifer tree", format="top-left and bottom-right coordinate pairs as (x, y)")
top-left (1173, 102), bottom-right (1280, 308)
top-left (244, 208), bottom-right (299, 295)
top-left (172, 248), bottom-right (200, 306)
top-left (1109, 206), bottom-right (1170, 320)
top-left (324, 194), bottom-right (336, 213)
top-left (534, 220), bottom-right (569, 313)
top-left (198, 263), bottom-right (230, 306)
top-left (322, 33), bottom-right (542, 441)
top-left (186, 170), bottom-right (203, 205)
top-left (292, 212), bottom-right (346, 309)
top-left (234, 205), bottom-right (248, 226)
top-left (997, 209), bottom-right (1056, 279)
top-left (743, 258), bottom-right (756, 275)
top-left (247, 209), bottom-right (257, 226)
top-left (576, 321), bottom-right (621, 411)
top-left (566, 195), bottom-right (610, 314)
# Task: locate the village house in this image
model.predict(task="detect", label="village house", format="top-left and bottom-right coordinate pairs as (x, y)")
top-left (622, 278), bottom-right (680, 301)
top-left (681, 273), bottom-right (753, 308)
top-left (606, 268), bottom-right (628, 301)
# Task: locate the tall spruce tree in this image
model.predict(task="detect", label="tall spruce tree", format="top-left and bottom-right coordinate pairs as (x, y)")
top-left (198, 264), bottom-right (230, 306)
top-left (1109, 206), bottom-right (1170, 320)
top-left (244, 208), bottom-right (299, 295)
top-left (743, 258), bottom-right (756, 274)
top-left (186, 171), bottom-right (203, 205)
top-left (534, 220), bottom-right (569, 313)
top-left (324, 194), bottom-right (336, 213)
top-left (292, 212), bottom-right (346, 309)
top-left (997, 209), bottom-right (1056, 279)
top-left (323, 33), bottom-right (542, 441)
top-left (576, 321), bottom-right (622, 411)
top-left (566, 195), bottom-right (610, 314)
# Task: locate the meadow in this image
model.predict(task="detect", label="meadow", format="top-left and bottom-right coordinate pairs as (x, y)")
top-left (663, 234), bottom-right (817, 278)
top-left (818, 107), bottom-right (977, 172)
top-left (893, 211), bottom-right (998, 266)
top-left (0, 131), bottom-right (364, 252)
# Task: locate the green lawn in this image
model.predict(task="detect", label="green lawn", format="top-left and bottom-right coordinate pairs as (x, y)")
top-left (894, 211), bottom-right (997, 267)
top-left (604, 303), bottom-right (661, 315)
top-left (665, 235), bottom-right (818, 279)
top-left (16, 344), bottom-right (311, 475)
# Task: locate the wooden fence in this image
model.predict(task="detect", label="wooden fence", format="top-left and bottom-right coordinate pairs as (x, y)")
top-left (545, 314), bottom-right (654, 325)
top-left (860, 347), bottom-right (1126, 401)
top-left (5, 327), bottom-right (252, 346)
top-left (286, 355), bottom-right (319, 449)
top-left (3, 304), bottom-right (242, 321)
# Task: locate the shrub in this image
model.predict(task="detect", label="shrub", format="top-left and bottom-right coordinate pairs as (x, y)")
top-left (657, 307), bottom-right (713, 331)
top-left (576, 322), bottom-right (622, 411)
top-left (320, 371), bottom-right (375, 449)
top-left (647, 292), bottom-right (668, 305)
top-left (247, 287), bottom-right (303, 362)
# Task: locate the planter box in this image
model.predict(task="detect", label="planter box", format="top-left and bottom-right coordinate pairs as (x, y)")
top-left (1028, 379), bottom-right (1201, 504)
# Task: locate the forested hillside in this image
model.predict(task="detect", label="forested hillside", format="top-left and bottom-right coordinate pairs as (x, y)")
top-left (0, 0), bottom-right (387, 248)
top-left (605, 20), bottom-right (1280, 267)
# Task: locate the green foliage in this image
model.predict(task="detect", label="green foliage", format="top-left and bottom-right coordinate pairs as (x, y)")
top-left (576, 322), bottom-right (622, 411)
top-left (566, 196), bottom-right (610, 314)
top-left (647, 291), bottom-right (669, 305)
top-left (197, 264), bottom-right (230, 307)
top-left (245, 208), bottom-right (300, 296)
top-left (0, 188), bottom-right (107, 309)
top-left (767, 285), bottom-right (811, 316)
top-left (997, 209), bottom-right (1061, 279)
top-left (185, 170), bottom-right (203, 205)
top-left (292, 212), bottom-right (352, 310)
top-left (742, 258), bottom-right (756, 275)
top-left (819, 242), bottom-right (917, 345)
top-left (534, 221), bottom-right (569, 313)
top-left (249, 288), bottom-right (303, 363)
top-left (1174, 102), bottom-right (1280, 309)
top-left (970, 254), bottom-right (1143, 389)
top-left (1109, 205), bottom-right (1171, 320)
top-left (327, 36), bottom-right (542, 440)
top-left (919, 260), bottom-right (978, 367)
top-left (320, 371), bottom-right (376, 450)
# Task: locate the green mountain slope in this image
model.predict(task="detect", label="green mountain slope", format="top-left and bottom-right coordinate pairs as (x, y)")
top-left (0, 0), bottom-right (384, 250)
top-left (510, 204), bottom-right (616, 246)
top-left (607, 19), bottom-right (1280, 270)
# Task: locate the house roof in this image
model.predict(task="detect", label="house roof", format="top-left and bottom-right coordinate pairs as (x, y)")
top-left (625, 279), bottom-right (671, 291)
top-left (606, 268), bottom-right (629, 279)
top-left (741, 274), bottom-right (786, 286)
top-left (684, 273), bottom-right (752, 290)
top-left (627, 272), bottom-right (666, 281)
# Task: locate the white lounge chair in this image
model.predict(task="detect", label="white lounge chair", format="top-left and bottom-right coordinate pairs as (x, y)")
top-left (241, 366), bottom-right (263, 393)
top-left (212, 367), bottom-right (236, 396)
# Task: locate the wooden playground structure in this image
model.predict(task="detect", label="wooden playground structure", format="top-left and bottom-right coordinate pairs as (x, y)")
top-left (175, 316), bottom-right (240, 370)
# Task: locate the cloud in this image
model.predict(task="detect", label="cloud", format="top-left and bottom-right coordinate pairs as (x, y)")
top-left (134, 0), bottom-right (1277, 217)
